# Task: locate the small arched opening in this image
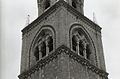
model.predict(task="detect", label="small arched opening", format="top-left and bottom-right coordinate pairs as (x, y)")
top-left (45, 0), bottom-right (50, 9)
top-left (72, 0), bottom-right (77, 8)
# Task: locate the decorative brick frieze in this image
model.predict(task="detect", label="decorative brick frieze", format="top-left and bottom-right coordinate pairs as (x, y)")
top-left (18, 45), bottom-right (108, 79)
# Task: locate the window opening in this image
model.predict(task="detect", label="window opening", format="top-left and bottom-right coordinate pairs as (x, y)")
top-left (79, 40), bottom-right (84, 56)
top-left (72, 35), bottom-right (77, 52)
top-left (41, 41), bottom-right (46, 57)
top-left (45, 0), bottom-right (50, 9)
top-left (72, 0), bottom-right (77, 8)
top-left (86, 45), bottom-right (91, 59)
top-left (48, 36), bottom-right (53, 52)
top-left (34, 46), bottom-right (39, 61)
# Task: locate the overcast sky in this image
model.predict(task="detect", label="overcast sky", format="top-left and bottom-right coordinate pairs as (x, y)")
top-left (1, 0), bottom-right (120, 79)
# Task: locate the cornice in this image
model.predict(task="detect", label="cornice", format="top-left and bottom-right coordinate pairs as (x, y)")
top-left (22, 0), bottom-right (101, 36)
top-left (18, 45), bottom-right (108, 79)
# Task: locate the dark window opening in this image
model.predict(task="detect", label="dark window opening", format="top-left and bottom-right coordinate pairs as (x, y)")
top-left (72, 0), bottom-right (77, 8)
top-left (72, 36), bottom-right (77, 52)
top-left (79, 40), bottom-right (84, 56)
top-left (34, 46), bottom-right (39, 61)
top-left (45, 0), bottom-right (50, 9)
top-left (41, 42), bottom-right (46, 57)
top-left (48, 36), bottom-right (53, 52)
top-left (86, 45), bottom-right (91, 59)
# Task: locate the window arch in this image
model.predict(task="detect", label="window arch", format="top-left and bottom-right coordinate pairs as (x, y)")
top-left (33, 27), bottom-right (55, 61)
top-left (70, 26), bottom-right (92, 60)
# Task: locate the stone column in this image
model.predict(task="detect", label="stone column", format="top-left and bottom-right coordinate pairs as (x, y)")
top-left (45, 38), bottom-right (49, 56)
top-left (38, 43), bottom-right (42, 60)
top-left (76, 40), bottom-right (80, 55)
top-left (82, 41), bottom-right (87, 59)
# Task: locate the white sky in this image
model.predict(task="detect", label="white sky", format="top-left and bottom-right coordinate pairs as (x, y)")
top-left (1, 0), bottom-right (120, 79)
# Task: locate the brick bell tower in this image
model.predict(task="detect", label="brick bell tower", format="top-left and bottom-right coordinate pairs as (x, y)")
top-left (18, 0), bottom-right (108, 79)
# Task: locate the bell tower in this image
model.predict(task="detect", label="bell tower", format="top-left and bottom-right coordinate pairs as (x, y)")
top-left (67, 0), bottom-right (84, 14)
top-left (18, 0), bottom-right (108, 79)
top-left (37, 0), bottom-right (84, 16)
top-left (37, 0), bottom-right (58, 16)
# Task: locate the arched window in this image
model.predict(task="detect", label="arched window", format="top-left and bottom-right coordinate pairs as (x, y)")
top-left (45, 0), bottom-right (50, 9)
top-left (71, 28), bottom-right (91, 59)
top-left (34, 28), bottom-right (54, 61)
top-left (72, 0), bottom-right (77, 8)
